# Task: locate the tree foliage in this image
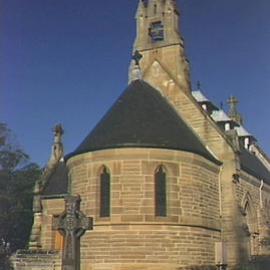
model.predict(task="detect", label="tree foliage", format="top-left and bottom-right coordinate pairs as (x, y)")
top-left (0, 123), bottom-right (42, 253)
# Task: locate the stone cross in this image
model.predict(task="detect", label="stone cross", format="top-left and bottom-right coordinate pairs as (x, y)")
top-left (53, 124), bottom-right (64, 144)
top-left (132, 50), bottom-right (143, 66)
top-left (53, 195), bottom-right (93, 270)
top-left (227, 96), bottom-right (243, 125)
top-left (52, 124), bottom-right (64, 161)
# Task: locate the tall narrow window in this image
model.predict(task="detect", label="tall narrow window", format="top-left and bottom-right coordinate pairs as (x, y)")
top-left (100, 166), bottom-right (110, 217)
top-left (155, 166), bottom-right (167, 217)
top-left (154, 4), bottom-right (157, 15)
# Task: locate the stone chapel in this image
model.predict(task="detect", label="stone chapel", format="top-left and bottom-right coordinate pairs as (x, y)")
top-left (11, 1), bottom-right (270, 270)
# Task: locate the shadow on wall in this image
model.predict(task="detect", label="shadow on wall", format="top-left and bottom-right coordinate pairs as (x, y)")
top-left (177, 266), bottom-right (216, 270)
top-left (175, 259), bottom-right (270, 270)
top-left (235, 256), bottom-right (270, 270)
top-left (0, 257), bottom-right (12, 270)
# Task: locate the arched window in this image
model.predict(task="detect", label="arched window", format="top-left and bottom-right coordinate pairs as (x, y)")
top-left (155, 166), bottom-right (167, 217)
top-left (100, 166), bottom-right (110, 217)
top-left (242, 193), bottom-right (258, 257)
top-left (154, 4), bottom-right (157, 14)
top-left (244, 201), bottom-right (252, 231)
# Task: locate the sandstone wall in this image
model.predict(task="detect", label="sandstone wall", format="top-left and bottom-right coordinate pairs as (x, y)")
top-left (67, 148), bottom-right (221, 270)
top-left (40, 199), bottom-right (65, 250)
top-left (235, 171), bottom-right (270, 258)
top-left (139, 46), bottom-right (243, 266)
top-left (10, 250), bottom-right (61, 270)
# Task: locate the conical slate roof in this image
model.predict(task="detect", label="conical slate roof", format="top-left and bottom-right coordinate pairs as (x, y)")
top-left (67, 80), bottom-right (219, 164)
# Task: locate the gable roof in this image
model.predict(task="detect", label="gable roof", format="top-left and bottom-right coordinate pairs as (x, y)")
top-left (192, 91), bottom-right (209, 103)
top-left (235, 126), bottom-right (251, 137)
top-left (191, 89), bottom-right (270, 183)
top-left (66, 80), bottom-right (220, 164)
top-left (211, 110), bottom-right (231, 123)
top-left (192, 91), bottom-right (219, 113)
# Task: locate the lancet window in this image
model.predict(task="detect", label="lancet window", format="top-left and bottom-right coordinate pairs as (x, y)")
top-left (155, 165), bottom-right (167, 217)
top-left (100, 166), bottom-right (111, 217)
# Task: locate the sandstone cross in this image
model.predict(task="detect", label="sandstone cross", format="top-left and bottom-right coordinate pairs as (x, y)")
top-left (53, 195), bottom-right (93, 270)
top-left (132, 50), bottom-right (143, 66)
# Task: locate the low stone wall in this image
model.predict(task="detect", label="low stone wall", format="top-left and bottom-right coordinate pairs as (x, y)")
top-left (10, 250), bottom-right (61, 270)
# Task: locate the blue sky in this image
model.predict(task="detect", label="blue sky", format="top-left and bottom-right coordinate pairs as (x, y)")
top-left (1, 0), bottom-right (270, 166)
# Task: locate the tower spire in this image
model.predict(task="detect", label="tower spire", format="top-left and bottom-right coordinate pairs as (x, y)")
top-left (134, 0), bottom-right (182, 51)
top-left (132, 0), bottom-right (191, 91)
top-left (48, 124), bottom-right (64, 167)
top-left (136, 0), bottom-right (146, 18)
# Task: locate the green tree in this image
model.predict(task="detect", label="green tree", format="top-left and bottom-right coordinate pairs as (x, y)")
top-left (0, 123), bottom-right (42, 254)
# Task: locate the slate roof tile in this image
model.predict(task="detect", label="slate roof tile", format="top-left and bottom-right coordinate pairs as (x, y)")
top-left (41, 162), bottom-right (69, 197)
top-left (66, 80), bottom-right (220, 164)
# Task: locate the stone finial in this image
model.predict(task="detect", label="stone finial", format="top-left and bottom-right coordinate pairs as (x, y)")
top-left (165, 0), bottom-right (179, 13)
top-left (136, 0), bottom-right (146, 18)
top-left (129, 51), bottom-right (143, 84)
top-left (48, 124), bottom-right (64, 165)
top-left (132, 50), bottom-right (143, 66)
top-left (54, 124), bottom-right (63, 135)
top-left (227, 96), bottom-right (243, 125)
top-left (29, 126), bottom-right (65, 250)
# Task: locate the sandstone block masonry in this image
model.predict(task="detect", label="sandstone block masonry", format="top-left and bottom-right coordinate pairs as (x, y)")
top-left (10, 250), bottom-right (61, 270)
top-left (65, 148), bottom-right (221, 270)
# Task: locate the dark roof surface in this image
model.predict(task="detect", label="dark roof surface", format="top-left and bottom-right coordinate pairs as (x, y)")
top-left (42, 162), bottom-right (69, 197)
top-left (66, 80), bottom-right (220, 164)
top-left (240, 146), bottom-right (270, 184)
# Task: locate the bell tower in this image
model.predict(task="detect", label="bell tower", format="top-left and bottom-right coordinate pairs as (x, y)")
top-left (134, 0), bottom-right (181, 50)
top-left (132, 0), bottom-right (191, 92)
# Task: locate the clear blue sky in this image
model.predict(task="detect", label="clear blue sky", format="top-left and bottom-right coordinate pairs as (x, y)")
top-left (1, 0), bottom-right (270, 166)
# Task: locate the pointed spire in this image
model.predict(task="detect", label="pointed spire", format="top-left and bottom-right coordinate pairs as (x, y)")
top-left (145, 0), bottom-right (179, 16)
top-left (164, 0), bottom-right (179, 13)
top-left (132, 0), bottom-right (190, 90)
top-left (48, 124), bottom-right (64, 167)
top-left (148, 0), bottom-right (165, 16)
top-left (227, 96), bottom-right (243, 125)
top-left (136, 0), bottom-right (146, 18)
top-left (134, 0), bottom-right (181, 51)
